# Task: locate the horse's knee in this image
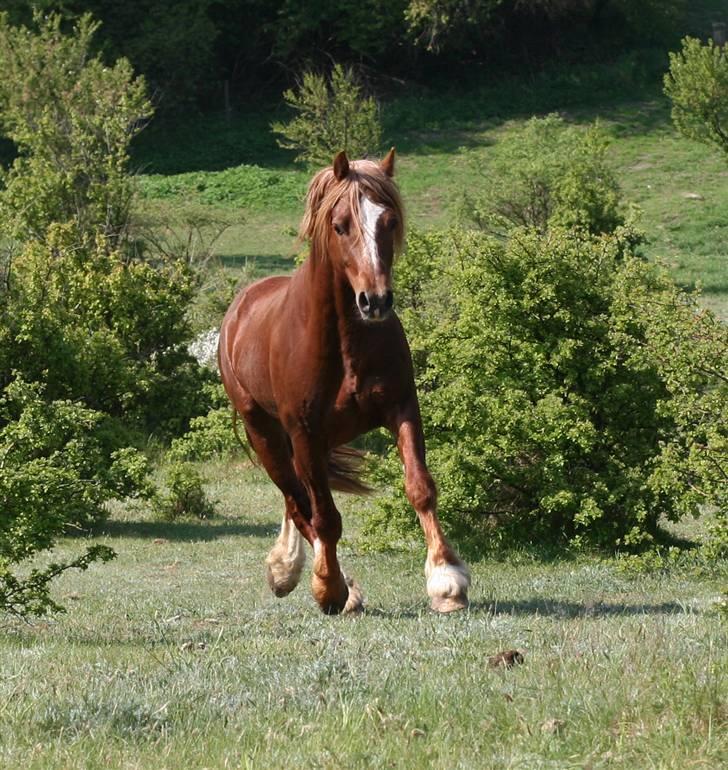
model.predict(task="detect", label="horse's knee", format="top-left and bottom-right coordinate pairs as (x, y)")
top-left (406, 469), bottom-right (437, 512)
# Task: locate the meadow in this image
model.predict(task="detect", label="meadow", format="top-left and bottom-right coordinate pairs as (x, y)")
top-left (2, 60), bottom-right (727, 769)
top-left (1, 464), bottom-right (726, 769)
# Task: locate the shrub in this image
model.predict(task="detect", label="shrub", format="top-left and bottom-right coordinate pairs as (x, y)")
top-left (366, 225), bottom-right (726, 553)
top-left (0, 12), bottom-right (152, 244)
top-left (168, 383), bottom-right (241, 463)
top-left (272, 63), bottom-right (382, 166)
top-left (665, 36), bottom-right (728, 157)
top-left (460, 114), bottom-right (624, 236)
top-left (153, 462), bottom-right (216, 521)
top-left (0, 377), bottom-right (152, 618)
top-left (0, 14), bottom-right (214, 440)
top-left (0, 13), bottom-right (216, 615)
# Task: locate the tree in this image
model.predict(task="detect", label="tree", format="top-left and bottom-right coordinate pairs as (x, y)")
top-left (272, 64), bottom-right (382, 166)
top-left (664, 36), bottom-right (728, 157)
top-left (0, 11), bottom-right (151, 244)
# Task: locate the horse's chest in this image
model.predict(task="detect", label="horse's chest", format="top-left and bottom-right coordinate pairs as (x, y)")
top-left (332, 373), bottom-right (390, 425)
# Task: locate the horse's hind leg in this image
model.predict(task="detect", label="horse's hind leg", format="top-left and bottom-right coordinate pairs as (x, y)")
top-left (236, 404), bottom-right (314, 598)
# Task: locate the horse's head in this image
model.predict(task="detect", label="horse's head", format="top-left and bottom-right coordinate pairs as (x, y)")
top-left (301, 149), bottom-right (404, 322)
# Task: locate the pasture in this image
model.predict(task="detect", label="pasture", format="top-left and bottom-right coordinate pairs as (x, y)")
top-left (2, 59), bottom-right (727, 770)
top-left (134, 65), bottom-right (728, 318)
top-left (1, 464), bottom-right (726, 769)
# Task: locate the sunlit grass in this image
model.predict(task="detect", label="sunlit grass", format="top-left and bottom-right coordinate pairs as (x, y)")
top-left (1, 462), bottom-right (726, 769)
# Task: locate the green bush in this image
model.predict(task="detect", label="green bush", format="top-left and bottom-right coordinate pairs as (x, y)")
top-left (153, 462), bottom-right (216, 521)
top-left (366, 225), bottom-right (726, 553)
top-left (665, 36), bottom-right (728, 157)
top-left (460, 114), bottom-right (624, 236)
top-left (272, 63), bottom-right (382, 166)
top-left (0, 13), bottom-right (217, 615)
top-left (0, 377), bottom-right (152, 618)
top-left (168, 384), bottom-right (241, 463)
top-left (0, 12), bottom-right (152, 244)
top-left (0, 13), bottom-right (214, 440)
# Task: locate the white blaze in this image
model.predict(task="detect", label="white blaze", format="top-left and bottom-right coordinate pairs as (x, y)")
top-left (360, 196), bottom-right (386, 272)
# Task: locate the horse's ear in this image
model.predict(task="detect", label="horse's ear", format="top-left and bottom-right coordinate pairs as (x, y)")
top-left (333, 151), bottom-right (349, 181)
top-left (381, 147), bottom-right (396, 177)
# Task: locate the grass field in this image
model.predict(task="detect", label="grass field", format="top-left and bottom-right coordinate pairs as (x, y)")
top-left (1, 462), bottom-right (726, 769)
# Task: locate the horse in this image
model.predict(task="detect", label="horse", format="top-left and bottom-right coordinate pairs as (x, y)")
top-left (218, 149), bottom-right (470, 615)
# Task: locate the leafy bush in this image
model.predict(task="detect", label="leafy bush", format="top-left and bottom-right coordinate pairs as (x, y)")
top-left (153, 462), bottom-right (216, 521)
top-left (366, 225), bottom-right (726, 553)
top-left (272, 63), bottom-right (382, 166)
top-left (0, 377), bottom-right (152, 618)
top-left (0, 13), bottom-right (216, 615)
top-left (0, 12), bottom-right (152, 244)
top-left (460, 115), bottom-right (624, 236)
top-left (0, 14), bottom-right (214, 440)
top-left (665, 36), bottom-right (728, 157)
top-left (168, 384), bottom-right (241, 463)
top-left (0, 224), bottom-right (211, 439)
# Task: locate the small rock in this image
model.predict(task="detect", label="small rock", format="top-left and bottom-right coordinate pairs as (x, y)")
top-left (488, 650), bottom-right (525, 669)
top-left (541, 718), bottom-right (567, 735)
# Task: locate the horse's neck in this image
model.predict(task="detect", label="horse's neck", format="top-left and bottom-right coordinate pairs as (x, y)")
top-left (295, 252), bottom-right (357, 366)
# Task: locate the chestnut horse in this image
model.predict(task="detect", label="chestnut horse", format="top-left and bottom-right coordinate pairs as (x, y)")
top-left (218, 149), bottom-right (469, 614)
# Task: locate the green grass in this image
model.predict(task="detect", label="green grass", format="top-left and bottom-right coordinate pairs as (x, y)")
top-left (1, 462), bottom-right (725, 769)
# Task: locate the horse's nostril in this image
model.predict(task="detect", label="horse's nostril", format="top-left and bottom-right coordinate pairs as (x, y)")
top-left (357, 292), bottom-right (370, 312)
top-left (384, 290), bottom-right (394, 311)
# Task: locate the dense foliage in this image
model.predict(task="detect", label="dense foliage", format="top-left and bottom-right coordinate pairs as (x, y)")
top-left (0, 14), bottom-right (213, 617)
top-left (460, 114), bottom-right (624, 236)
top-left (272, 64), bottom-right (382, 167)
top-left (366, 225), bottom-right (727, 552)
top-left (0, 0), bottom-right (709, 110)
top-left (665, 36), bottom-right (728, 158)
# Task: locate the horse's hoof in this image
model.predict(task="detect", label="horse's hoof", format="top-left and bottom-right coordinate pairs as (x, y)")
top-left (431, 594), bottom-right (469, 613)
top-left (312, 572), bottom-right (349, 615)
top-left (266, 564), bottom-right (298, 598)
top-left (343, 575), bottom-right (364, 615)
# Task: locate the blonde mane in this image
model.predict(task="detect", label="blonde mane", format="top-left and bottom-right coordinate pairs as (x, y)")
top-left (299, 159), bottom-right (405, 258)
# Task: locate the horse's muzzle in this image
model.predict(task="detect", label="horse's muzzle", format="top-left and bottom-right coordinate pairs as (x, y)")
top-left (357, 290), bottom-right (394, 321)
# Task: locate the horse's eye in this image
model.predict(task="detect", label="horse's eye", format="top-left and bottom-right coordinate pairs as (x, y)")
top-left (333, 222), bottom-right (345, 236)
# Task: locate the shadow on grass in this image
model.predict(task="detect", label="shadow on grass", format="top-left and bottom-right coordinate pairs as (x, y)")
top-left (469, 598), bottom-right (690, 617)
top-left (100, 518), bottom-right (275, 542)
top-left (131, 52), bottom-right (670, 175)
top-left (365, 596), bottom-right (692, 619)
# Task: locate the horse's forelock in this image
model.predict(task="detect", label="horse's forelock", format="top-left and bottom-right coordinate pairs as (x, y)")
top-left (300, 160), bottom-right (405, 257)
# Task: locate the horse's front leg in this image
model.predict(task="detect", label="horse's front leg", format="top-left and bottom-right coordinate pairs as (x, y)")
top-left (289, 430), bottom-right (364, 615)
top-left (393, 409), bottom-right (470, 612)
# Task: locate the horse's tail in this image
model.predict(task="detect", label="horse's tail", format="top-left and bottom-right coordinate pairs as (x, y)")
top-left (328, 445), bottom-right (372, 495)
top-left (231, 409), bottom-right (259, 467)
top-left (232, 410), bottom-right (370, 495)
